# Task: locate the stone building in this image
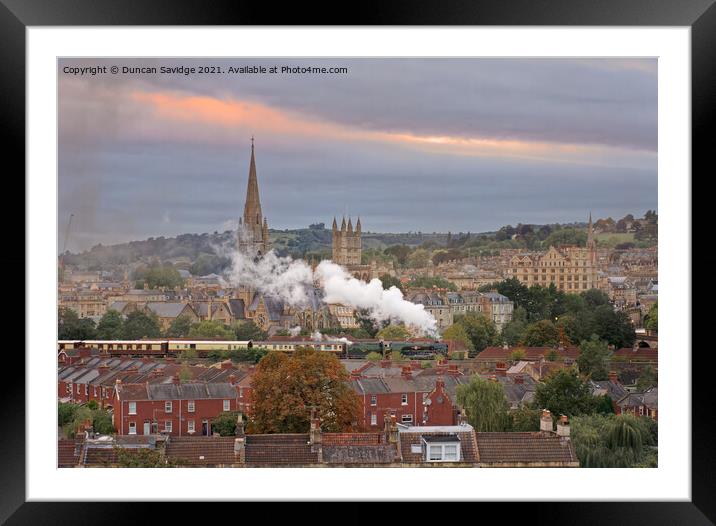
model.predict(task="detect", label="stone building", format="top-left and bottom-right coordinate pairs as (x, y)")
top-left (331, 216), bottom-right (373, 281)
top-left (237, 138), bottom-right (270, 257)
top-left (506, 213), bottom-right (599, 292)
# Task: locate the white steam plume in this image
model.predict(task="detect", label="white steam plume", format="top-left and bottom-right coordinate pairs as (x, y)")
top-left (288, 326), bottom-right (302, 337)
top-left (221, 246), bottom-right (437, 337)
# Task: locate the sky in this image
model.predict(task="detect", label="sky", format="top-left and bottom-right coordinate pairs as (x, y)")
top-left (58, 58), bottom-right (657, 252)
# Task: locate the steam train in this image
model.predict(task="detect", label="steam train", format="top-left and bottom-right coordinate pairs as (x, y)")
top-left (57, 339), bottom-right (346, 356)
top-left (58, 338), bottom-right (450, 360)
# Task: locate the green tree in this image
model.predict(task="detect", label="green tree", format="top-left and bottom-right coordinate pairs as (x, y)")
top-left (636, 365), bottom-right (658, 391)
top-left (454, 312), bottom-right (497, 356)
top-left (570, 414), bottom-right (656, 468)
top-left (383, 244), bottom-right (411, 266)
top-left (58, 307), bottom-right (97, 339)
top-left (376, 324), bottom-right (410, 340)
top-left (592, 305), bottom-right (636, 348)
top-left (644, 301), bottom-right (658, 332)
top-left (534, 369), bottom-right (600, 418)
top-left (122, 311), bottom-right (161, 339)
top-left (577, 335), bottom-right (613, 380)
top-left (166, 315), bottom-right (195, 337)
top-left (211, 411), bottom-right (242, 436)
top-left (133, 263), bottom-right (185, 289)
top-left (522, 320), bottom-right (560, 346)
top-left (508, 348), bottom-right (527, 362)
top-left (511, 406), bottom-right (541, 431)
top-left (456, 376), bottom-right (512, 432)
top-left (365, 351), bottom-right (382, 361)
top-left (188, 320), bottom-right (234, 339)
top-left (92, 409), bottom-right (115, 435)
top-left (231, 320), bottom-right (268, 341)
top-left (408, 276), bottom-right (457, 291)
top-left (114, 447), bottom-right (182, 467)
top-left (499, 306), bottom-right (528, 346)
top-left (58, 402), bottom-right (79, 427)
top-left (96, 310), bottom-right (124, 339)
top-left (441, 323), bottom-right (475, 352)
top-left (407, 248), bottom-right (430, 268)
top-left (378, 274), bottom-right (404, 292)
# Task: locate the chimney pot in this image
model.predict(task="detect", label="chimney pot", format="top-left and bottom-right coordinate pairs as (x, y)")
top-left (556, 414), bottom-right (570, 437)
top-left (540, 409), bottom-right (553, 433)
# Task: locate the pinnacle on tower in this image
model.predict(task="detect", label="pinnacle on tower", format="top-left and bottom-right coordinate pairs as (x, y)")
top-left (341, 217), bottom-right (346, 231)
top-left (332, 217), bottom-right (338, 231)
top-left (347, 217), bottom-right (353, 233)
top-left (356, 217), bottom-right (361, 233)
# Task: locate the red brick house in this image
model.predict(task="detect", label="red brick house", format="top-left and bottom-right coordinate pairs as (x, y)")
top-left (616, 386), bottom-right (658, 421)
top-left (349, 367), bottom-right (467, 429)
top-left (113, 377), bottom-right (240, 436)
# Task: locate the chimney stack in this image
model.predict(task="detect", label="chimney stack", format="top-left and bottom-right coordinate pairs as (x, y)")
top-left (514, 374), bottom-right (524, 384)
top-left (234, 412), bottom-right (245, 438)
top-left (172, 374), bottom-right (180, 385)
top-left (495, 362), bottom-right (507, 376)
top-left (447, 364), bottom-right (459, 376)
top-left (540, 409), bottom-right (553, 434)
top-left (388, 414), bottom-right (399, 444)
top-left (608, 370), bottom-right (618, 384)
top-left (556, 415), bottom-right (570, 437)
top-left (401, 365), bottom-right (412, 379)
top-left (380, 358), bottom-right (391, 369)
top-left (309, 408), bottom-right (322, 446)
top-left (228, 374), bottom-right (236, 385)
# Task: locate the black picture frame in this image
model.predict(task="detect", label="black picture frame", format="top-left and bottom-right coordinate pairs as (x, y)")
top-left (4, 0), bottom-right (708, 523)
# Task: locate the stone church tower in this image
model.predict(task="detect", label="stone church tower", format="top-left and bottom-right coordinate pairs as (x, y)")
top-left (332, 216), bottom-right (362, 266)
top-left (238, 138), bottom-right (270, 256)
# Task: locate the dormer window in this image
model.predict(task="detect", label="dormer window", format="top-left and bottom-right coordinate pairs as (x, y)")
top-left (422, 435), bottom-right (461, 462)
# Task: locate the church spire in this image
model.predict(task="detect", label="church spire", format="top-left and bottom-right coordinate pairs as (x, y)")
top-left (243, 137), bottom-right (263, 226)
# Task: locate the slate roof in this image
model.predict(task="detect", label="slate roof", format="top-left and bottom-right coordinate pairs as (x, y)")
top-left (165, 436), bottom-right (238, 466)
top-left (589, 380), bottom-right (629, 402)
top-left (145, 302), bottom-right (193, 319)
top-left (227, 299), bottom-right (246, 320)
top-left (617, 386), bottom-right (658, 409)
top-left (244, 434), bottom-right (319, 465)
top-left (476, 432), bottom-right (578, 466)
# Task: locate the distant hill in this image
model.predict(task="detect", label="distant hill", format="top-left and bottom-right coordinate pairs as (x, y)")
top-left (62, 226), bottom-right (452, 274)
top-left (62, 212), bottom-right (655, 275)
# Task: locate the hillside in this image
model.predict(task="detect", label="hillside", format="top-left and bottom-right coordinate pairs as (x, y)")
top-left (62, 211), bottom-right (656, 275)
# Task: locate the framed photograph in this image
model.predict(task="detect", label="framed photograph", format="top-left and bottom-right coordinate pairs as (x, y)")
top-left (7, 0), bottom-right (709, 522)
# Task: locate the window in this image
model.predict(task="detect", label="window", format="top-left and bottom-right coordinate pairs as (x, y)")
top-left (128, 421), bottom-right (137, 435)
top-left (165, 401), bottom-right (172, 413)
top-left (401, 394), bottom-right (408, 405)
top-left (370, 395), bottom-right (377, 406)
top-left (424, 440), bottom-right (461, 462)
top-left (165, 420), bottom-right (172, 432)
top-left (187, 400), bottom-right (195, 412)
top-left (128, 402), bottom-right (137, 415)
top-left (77, 384), bottom-right (81, 394)
top-left (187, 420), bottom-right (195, 433)
top-left (239, 388), bottom-right (244, 398)
top-left (370, 412), bottom-right (377, 426)
top-left (401, 414), bottom-right (413, 423)
top-left (223, 400), bottom-right (231, 411)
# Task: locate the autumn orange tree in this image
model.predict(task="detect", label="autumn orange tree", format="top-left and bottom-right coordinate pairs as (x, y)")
top-left (248, 347), bottom-right (359, 434)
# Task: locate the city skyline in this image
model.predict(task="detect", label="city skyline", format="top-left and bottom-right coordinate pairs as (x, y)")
top-left (59, 57), bottom-right (657, 251)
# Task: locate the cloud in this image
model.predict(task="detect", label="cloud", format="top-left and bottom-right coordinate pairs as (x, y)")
top-left (57, 57), bottom-right (658, 250)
